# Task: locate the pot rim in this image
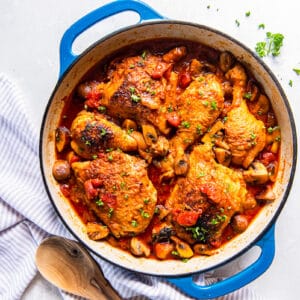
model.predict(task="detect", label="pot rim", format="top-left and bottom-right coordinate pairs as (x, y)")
top-left (40, 20), bottom-right (298, 277)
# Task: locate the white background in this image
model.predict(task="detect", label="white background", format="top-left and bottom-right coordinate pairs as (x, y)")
top-left (1, 0), bottom-right (299, 299)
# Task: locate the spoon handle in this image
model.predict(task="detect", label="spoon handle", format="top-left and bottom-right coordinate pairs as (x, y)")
top-left (35, 236), bottom-right (122, 300)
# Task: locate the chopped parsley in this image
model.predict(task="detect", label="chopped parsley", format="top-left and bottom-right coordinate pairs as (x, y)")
top-left (243, 92), bottom-right (252, 100)
top-left (141, 50), bottom-right (147, 60)
top-left (98, 106), bottom-right (106, 112)
top-left (196, 124), bottom-right (202, 135)
top-left (245, 11), bottom-right (251, 17)
top-left (289, 80), bottom-right (293, 87)
top-left (95, 199), bottom-right (104, 207)
top-left (140, 210), bottom-right (150, 218)
top-left (131, 220), bottom-right (138, 227)
top-left (235, 19), bottom-right (240, 27)
top-left (108, 208), bottom-right (114, 218)
top-left (210, 100), bottom-right (217, 110)
top-left (181, 121), bottom-right (191, 128)
top-left (258, 23), bottom-right (265, 30)
top-left (129, 86), bottom-right (141, 103)
top-left (92, 154), bottom-right (98, 160)
top-left (255, 32), bottom-right (284, 57)
top-left (100, 128), bottom-right (107, 137)
top-left (267, 126), bottom-right (280, 133)
top-left (293, 68), bottom-right (300, 75)
top-left (144, 198), bottom-right (150, 204)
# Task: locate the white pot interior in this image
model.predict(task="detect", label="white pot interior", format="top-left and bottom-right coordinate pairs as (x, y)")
top-left (41, 22), bottom-right (296, 276)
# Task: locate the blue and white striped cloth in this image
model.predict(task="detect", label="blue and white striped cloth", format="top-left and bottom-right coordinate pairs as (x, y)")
top-left (0, 74), bottom-right (263, 300)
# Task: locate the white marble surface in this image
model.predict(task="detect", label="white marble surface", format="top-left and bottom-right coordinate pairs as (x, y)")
top-left (1, 0), bottom-right (300, 299)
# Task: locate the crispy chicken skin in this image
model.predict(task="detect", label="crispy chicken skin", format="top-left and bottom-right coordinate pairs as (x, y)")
top-left (71, 151), bottom-right (157, 238)
top-left (224, 65), bottom-right (266, 168)
top-left (70, 111), bottom-right (137, 159)
top-left (169, 73), bottom-right (224, 175)
top-left (166, 143), bottom-right (254, 245)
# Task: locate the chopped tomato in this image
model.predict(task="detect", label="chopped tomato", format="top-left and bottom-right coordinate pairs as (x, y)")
top-left (60, 184), bottom-right (70, 197)
top-left (178, 70), bottom-right (192, 88)
top-left (84, 180), bottom-right (98, 200)
top-left (91, 178), bottom-right (103, 188)
top-left (151, 62), bottom-right (171, 79)
top-left (166, 112), bottom-right (180, 127)
top-left (176, 211), bottom-right (200, 227)
top-left (260, 152), bottom-right (277, 166)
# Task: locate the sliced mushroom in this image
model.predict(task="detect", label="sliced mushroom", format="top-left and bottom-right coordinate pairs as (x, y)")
top-left (86, 222), bottom-right (109, 240)
top-left (256, 185), bottom-right (276, 201)
top-left (154, 242), bottom-right (174, 260)
top-left (142, 124), bottom-right (158, 146)
top-left (55, 126), bottom-right (71, 152)
top-left (231, 214), bottom-right (248, 233)
top-left (150, 136), bottom-right (169, 157)
top-left (252, 94), bottom-right (270, 115)
top-left (171, 236), bottom-right (193, 259)
top-left (243, 161), bottom-right (269, 184)
top-left (52, 160), bottom-right (70, 181)
top-left (246, 80), bottom-right (260, 102)
top-left (214, 147), bottom-right (231, 166)
top-left (219, 51), bottom-right (235, 72)
top-left (193, 243), bottom-right (218, 256)
top-left (122, 119), bottom-right (137, 132)
top-left (130, 237), bottom-right (151, 257)
top-left (174, 154), bottom-right (189, 176)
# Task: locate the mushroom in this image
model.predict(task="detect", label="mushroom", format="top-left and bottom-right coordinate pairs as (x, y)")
top-left (150, 136), bottom-right (169, 157)
top-left (130, 237), bottom-right (151, 257)
top-left (174, 154), bottom-right (189, 176)
top-left (219, 51), bottom-right (235, 72)
top-left (193, 243), bottom-right (218, 256)
top-left (52, 160), bottom-right (70, 181)
top-left (231, 214), bottom-right (249, 233)
top-left (252, 94), bottom-right (270, 115)
top-left (246, 80), bottom-right (260, 102)
top-left (86, 222), bottom-right (109, 240)
top-left (142, 124), bottom-right (158, 146)
top-left (243, 161), bottom-right (269, 184)
top-left (122, 119), bottom-right (137, 132)
top-left (55, 126), bottom-right (71, 152)
top-left (171, 236), bottom-right (193, 259)
top-left (214, 147), bottom-right (231, 166)
top-left (256, 185), bottom-right (276, 201)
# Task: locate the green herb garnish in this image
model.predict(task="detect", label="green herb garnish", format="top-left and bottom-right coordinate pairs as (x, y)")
top-left (255, 32), bottom-right (284, 57)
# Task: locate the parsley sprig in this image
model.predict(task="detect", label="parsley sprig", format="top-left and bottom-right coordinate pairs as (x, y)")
top-left (255, 32), bottom-right (284, 57)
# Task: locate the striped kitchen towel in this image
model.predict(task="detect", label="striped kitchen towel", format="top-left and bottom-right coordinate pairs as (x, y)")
top-left (0, 74), bottom-right (263, 300)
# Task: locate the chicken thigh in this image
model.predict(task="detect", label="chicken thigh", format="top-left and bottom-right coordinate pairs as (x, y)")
top-left (71, 150), bottom-right (157, 238)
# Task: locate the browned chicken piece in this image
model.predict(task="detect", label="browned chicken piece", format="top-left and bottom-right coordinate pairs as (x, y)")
top-left (224, 65), bottom-right (266, 168)
top-left (160, 73), bottom-right (224, 177)
top-left (166, 143), bottom-right (255, 246)
top-left (70, 111), bottom-right (137, 159)
top-left (71, 150), bottom-right (157, 238)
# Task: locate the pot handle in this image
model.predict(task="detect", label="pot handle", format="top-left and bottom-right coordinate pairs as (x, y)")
top-left (59, 0), bottom-right (164, 77)
top-left (167, 225), bottom-right (275, 299)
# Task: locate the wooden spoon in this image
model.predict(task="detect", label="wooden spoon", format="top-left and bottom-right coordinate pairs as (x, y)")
top-left (35, 236), bottom-right (121, 300)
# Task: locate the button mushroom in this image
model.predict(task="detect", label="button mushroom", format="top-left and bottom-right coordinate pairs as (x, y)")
top-left (52, 160), bottom-right (70, 181)
top-left (142, 124), bottom-right (158, 146)
top-left (219, 51), bottom-right (235, 72)
top-left (130, 237), bottom-right (151, 257)
top-left (231, 214), bottom-right (249, 233)
top-left (243, 161), bottom-right (269, 184)
top-left (256, 185), bottom-right (276, 201)
top-left (214, 147), bottom-right (231, 166)
top-left (171, 236), bottom-right (193, 259)
top-left (86, 222), bottom-right (109, 240)
top-left (55, 126), bottom-right (71, 152)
